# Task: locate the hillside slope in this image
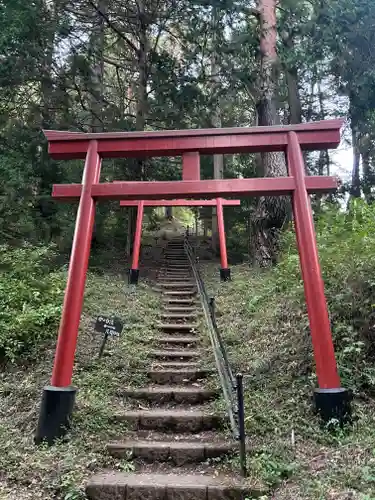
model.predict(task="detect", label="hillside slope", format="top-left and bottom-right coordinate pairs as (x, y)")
top-left (202, 203), bottom-right (375, 499)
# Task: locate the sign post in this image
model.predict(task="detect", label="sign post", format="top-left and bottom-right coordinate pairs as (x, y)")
top-left (95, 316), bottom-right (123, 358)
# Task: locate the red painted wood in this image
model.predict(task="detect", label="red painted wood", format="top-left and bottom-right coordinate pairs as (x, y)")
top-left (52, 176), bottom-right (338, 201)
top-left (44, 119), bottom-right (344, 159)
top-left (119, 199), bottom-right (241, 207)
top-left (216, 198), bottom-right (228, 269)
top-left (131, 201), bottom-right (144, 270)
top-left (51, 140), bottom-right (101, 387)
top-left (44, 119), bottom-right (344, 142)
top-left (44, 120), bottom-right (343, 394)
top-left (182, 152), bottom-right (200, 180)
top-left (287, 131), bottom-right (340, 389)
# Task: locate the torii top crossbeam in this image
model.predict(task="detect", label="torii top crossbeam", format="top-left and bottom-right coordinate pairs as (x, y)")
top-left (44, 119), bottom-right (342, 159)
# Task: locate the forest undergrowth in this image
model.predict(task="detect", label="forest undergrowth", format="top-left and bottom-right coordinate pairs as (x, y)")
top-left (0, 264), bottom-right (159, 500)
top-left (2, 201), bottom-right (375, 498)
top-left (203, 201), bottom-right (375, 499)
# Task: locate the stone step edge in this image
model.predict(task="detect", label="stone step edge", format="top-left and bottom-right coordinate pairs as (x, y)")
top-left (156, 336), bottom-right (199, 343)
top-left (118, 386), bottom-right (217, 401)
top-left (151, 349), bottom-right (200, 358)
top-left (111, 410), bottom-right (224, 431)
top-left (86, 472), bottom-right (265, 500)
top-left (106, 440), bottom-right (234, 461)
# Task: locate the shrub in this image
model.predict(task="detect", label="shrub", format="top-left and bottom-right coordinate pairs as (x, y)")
top-left (0, 244), bottom-right (65, 362)
top-left (270, 199), bottom-right (375, 392)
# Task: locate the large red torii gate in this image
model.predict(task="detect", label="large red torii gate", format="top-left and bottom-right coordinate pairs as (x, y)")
top-left (120, 198), bottom-right (240, 284)
top-left (36, 119), bottom-right (351, 444)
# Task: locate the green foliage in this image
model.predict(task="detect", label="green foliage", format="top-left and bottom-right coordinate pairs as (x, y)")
top-left (250, 450), bottom-right (296, 487)
top-left (0, 244), bottom-right (65, 361)
top-left (236, 200), bottom-right (375, 393)
top-left (271, 200), bottom-right (375, 391)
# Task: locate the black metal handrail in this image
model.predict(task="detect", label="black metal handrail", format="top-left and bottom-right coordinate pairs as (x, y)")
top-left (184, 236), bottom-right (247, 477)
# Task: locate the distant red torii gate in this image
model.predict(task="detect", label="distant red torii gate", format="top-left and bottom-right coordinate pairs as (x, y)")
top-left (36, 119), bottom-right (351, 445)
top-left (119, 198), bottom-right (240, 284)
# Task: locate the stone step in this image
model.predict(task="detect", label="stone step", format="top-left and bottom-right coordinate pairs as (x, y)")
top-left (148, 368), bottom-right (210, 384)
top-left (162, 306), bottom-right (198, 313)
top-left (159, 274), bottom-right (191, 279)
top-left (163, 290), bottom-right (196, 296)
top-left (157, 336), bottom-right (199, 345)
top-left (158, 282), bottom-right (196, 288)
top-left (164, 264), bottom-right (189, 267)
top-left (112, 409), bottom-right (224, 432)
top-left (120, 386), bottom-right (216, 403)
top-left (151, 349), bottom-right (200, 360)
top-left (161, 312), bottom-right (197, 319)
top-left (160, 271), bottom-right (191, 276)
top-left (86, 472), bottom-right (257, 500)
top-left (157, 323), bottom-right (199, 330)
top-left (164, 257), bottom-right (188, 259)
top-left (163, 264), bottom-right (190, 268)
top-left (159, 275), bottom-right (192, 280)
top-left (162, 298), bottom-right (197, 305)
top-left (158, 281), bottom-right (193, 286)
top-left (165, 261), bottom-right (191, 273)
top-left (106, 440), bottom-right (234, 464)
top-left (160, 267), bottom-right (190, 270)
top-left (158, 271), bottom-right (193, 281)
top-left (151, 361), bottom-right (200, 369)
top-left (164, 254), bottom-right (188, 258)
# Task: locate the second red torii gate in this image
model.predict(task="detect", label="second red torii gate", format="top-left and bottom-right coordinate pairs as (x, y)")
top-left (120, 198), bottom-right (241, 284)
top-left (36, 119), bottom-right (351, 444)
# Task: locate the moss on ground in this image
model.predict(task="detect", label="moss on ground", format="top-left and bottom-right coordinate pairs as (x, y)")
top-left (202, 261), bottom-right (375, 500)
top-left (0, 272), bottom-right (159, 500)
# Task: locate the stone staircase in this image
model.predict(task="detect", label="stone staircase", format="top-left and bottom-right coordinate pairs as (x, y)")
top-left (86, 238), bottom-right (257, 499)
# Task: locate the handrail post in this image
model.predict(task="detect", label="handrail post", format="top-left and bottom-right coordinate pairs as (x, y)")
top-left (209, 297), bottom-right (215, 320)
top-left (236, 373), bottom-right (247, 477)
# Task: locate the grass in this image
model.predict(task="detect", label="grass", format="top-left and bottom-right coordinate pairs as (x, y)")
top-left (202, 261), bottom-right (375, 500)
top-left (0, 271), bottom-right (160, 500)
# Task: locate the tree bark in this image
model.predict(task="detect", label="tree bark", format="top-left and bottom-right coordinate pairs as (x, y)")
top-left (351, 132), bottom-right (361, 198)
top-left (128, 0), bottom-right (149, 252)
top-left (38, 0), bottom-right (60, 242)
top-left (362, 147), bottom-right (373, 202)
top-left (282, 33), bottom-right (302, 125)
top-left (252, 0), bottom-right (289, 266)
top-left (89, 0), bottom-right (106, 132)
top-left (350, 96), bottom-right (361, 198)
top-left (210, 5), bottom-right (224, 254)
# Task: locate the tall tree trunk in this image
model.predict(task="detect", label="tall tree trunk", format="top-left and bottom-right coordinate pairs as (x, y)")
top-left (317, 83), bottom-right (330, 175)
top-left (38, 0), bottom-right (59, 242)
top-left (350, 97), bottom-right (361, 198)
top-left (362, 146), bottom-right (373, 202)
top-left (128, 0), bottom-right (149, 254)
top-left (252, 0), bottom-right (289, 266)
top-left (282, 34), bottom-right (302, 125)
top-left (351, 134), bottom-right (361, 198)
top-left (88, 0), bottom-right (107, 250)
top-left (89, 0), bottom-right (106, 132)
top-left (211, 5), bottom-right (223, 254)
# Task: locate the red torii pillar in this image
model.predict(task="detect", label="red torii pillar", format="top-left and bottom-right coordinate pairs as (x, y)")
top-left (36, 120), bottom-right (350, 444)
top-left (122, 198), bottom-right (239, 284)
